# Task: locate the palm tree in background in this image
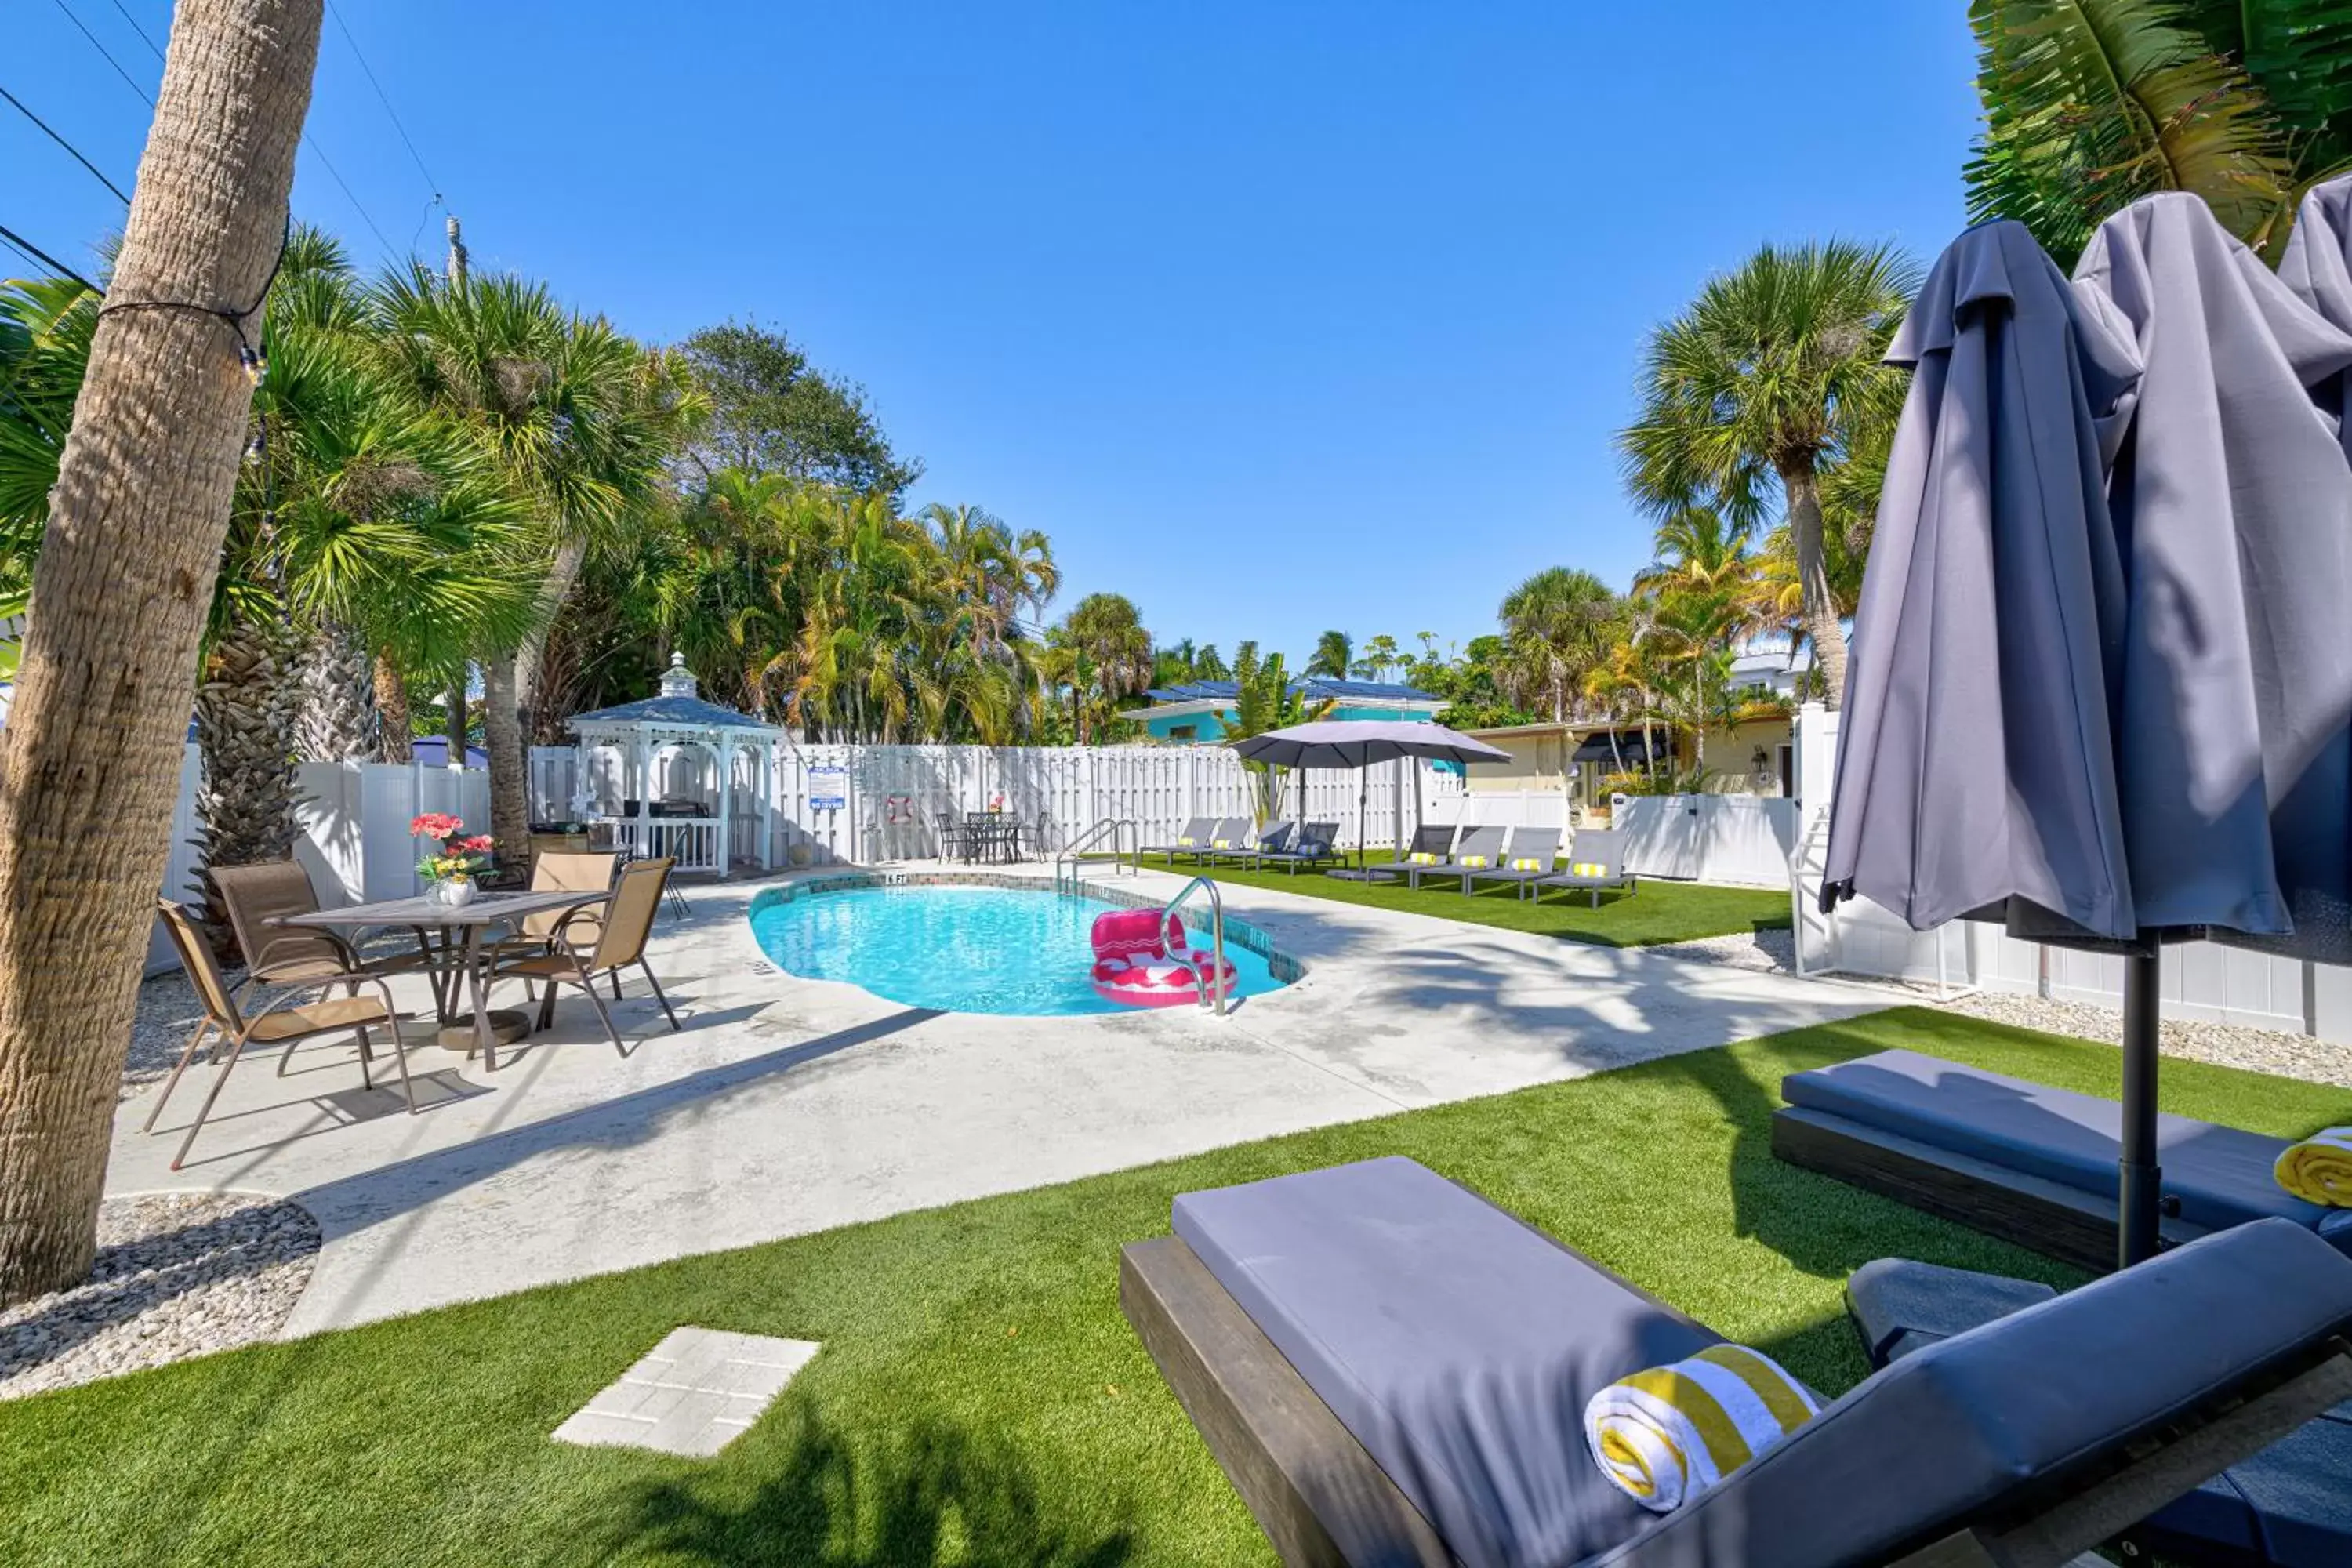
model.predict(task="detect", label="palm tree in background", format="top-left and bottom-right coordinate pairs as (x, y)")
top-left (1306, 629), bottom-right (1353, 680)
top-left (1497, 568), bottom-right (1621, 724)
top-left (1969, 0), bottom-right (2352, 266)
top-left (1620, 239), bottom-right (1917, 710)
top-left (1351, 633), bottom-right (1403, 682)
top-left (1058, 592), bottom-right (1152, 744)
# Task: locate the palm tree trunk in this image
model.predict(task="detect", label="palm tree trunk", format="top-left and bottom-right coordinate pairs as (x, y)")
top-left (483, 654), bottom-right (530, 859)
top-left (445, 675), bottom-right (466, 764)
top-left (0, 0), bottom-right (321, 1308)
top-left (373, 650), bottom-right (412, 764)
top-left (1780, 461), bottom-right (1849, 710)
top-left (193, 620), bottom-right (304, 873)
top-left (295, 620), bottom-right (378, 761)
top-left (511, 533), bottom-right (587, 746)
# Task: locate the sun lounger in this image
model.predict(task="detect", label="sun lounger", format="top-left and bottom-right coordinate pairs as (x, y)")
top-left (1844, 1255), bottom-right (2352, 1566)
top-left (1401, 824), bottom-right (1508, 892)
top-left (1208, 820), bottom-right (1292, 866)
top-left (1186, 818), bottom-right (1249, 866)
top-left (1356, 824), bottom-right (1457, 883)
top-left (1121, 1155), bottom-right (2352, 1568)
top-left (1469, 826), bottom-right (1563, 900)
top-left (1255, 821), bottom-right (1341, 876)
top-left (1773, 1048), bottom-right (2352, 1272)
top-left (1533, 829), bottom-right (1636, 907)
top-left (1141, 817), bottom-right (1216, 862)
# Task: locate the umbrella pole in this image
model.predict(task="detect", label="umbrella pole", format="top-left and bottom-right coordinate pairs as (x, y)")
top-left (2118, 949), bottom-right (2165, 1269)
top-left (1356, 767), bottom-right (1367, 869)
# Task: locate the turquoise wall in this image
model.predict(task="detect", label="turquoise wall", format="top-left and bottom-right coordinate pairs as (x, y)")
top-left (1141, 703), bottom-right (1431, 744)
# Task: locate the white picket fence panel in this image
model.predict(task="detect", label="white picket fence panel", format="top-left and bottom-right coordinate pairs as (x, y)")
top-left (1614, 795), bottom-right (1797, 887)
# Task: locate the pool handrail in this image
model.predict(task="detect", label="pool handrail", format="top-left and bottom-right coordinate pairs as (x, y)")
top-left (1055, 818), bottom-right (1137, 892)
top-left (1160, 875), bottom-right (1229, 1018)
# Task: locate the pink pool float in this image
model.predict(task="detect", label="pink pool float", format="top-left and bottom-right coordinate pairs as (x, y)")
top-left (1088, 907), bottom-right (1238, 1008)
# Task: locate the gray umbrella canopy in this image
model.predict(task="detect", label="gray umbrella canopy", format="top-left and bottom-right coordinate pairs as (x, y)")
top-left (1229, 720), bottom-right (1511, 769)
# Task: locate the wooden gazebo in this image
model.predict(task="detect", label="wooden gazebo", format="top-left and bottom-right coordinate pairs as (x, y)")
top-left (566, 654), bottom-right (782, 873)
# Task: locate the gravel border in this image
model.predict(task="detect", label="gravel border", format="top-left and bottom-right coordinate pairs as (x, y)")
top-left (1937, 989), bottom-right (2352, 1090)
top-left (1646, 926), bottom-right (1797, 975)
top-left (0, 1192), bottom-right (321, 1400)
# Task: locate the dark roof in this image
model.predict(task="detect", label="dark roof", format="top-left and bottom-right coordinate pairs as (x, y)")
top-left (1146, 676), bottom-right (1439, 705)
top-left (566, 694), bottom-right (783, 732)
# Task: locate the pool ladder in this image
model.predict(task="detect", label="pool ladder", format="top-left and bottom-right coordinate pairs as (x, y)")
top-left (1161, 875), bottom-right (1230, 1018)
top-left (1054, 818), bottom-right (1137, 894)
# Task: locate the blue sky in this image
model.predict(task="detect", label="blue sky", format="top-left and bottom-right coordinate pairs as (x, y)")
top-left (10, 2), bottom-right (1979, 669)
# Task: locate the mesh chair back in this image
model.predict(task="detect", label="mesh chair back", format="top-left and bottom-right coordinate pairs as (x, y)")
top-left (592, 858), bottom-right (672, 971)
top-left (1448, 825), bottom-right (1508, 862)
top-left (1206, 818), bottom-right (1249, 850)
top-left (154, 899), bottom-right (242, 1033)
top-left (1564, 829), bottom-right (1624, 878)
top-left (1255, 820), bottom-right (1298, 853)
top-left (1408, 824), bottom-right (1455, 856)
top-left (1498, 826), bottom-right (1561, 869)
top-left (1300, 822), bottom-right (1341, 853)
top-left (525, 852), bottom-right (618, 938)
top-left (209, 861), bottom-right (342, 981)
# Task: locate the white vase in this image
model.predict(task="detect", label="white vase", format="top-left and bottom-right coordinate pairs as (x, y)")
top-left (430, 876), bottom-right (477, 909)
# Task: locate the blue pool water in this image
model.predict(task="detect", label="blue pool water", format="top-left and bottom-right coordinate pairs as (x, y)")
top-left (748, 884), bottom-right (1289, 1016)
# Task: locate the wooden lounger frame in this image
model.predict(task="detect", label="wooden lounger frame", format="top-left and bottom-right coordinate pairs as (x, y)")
top-left (1120, 1233), bottom-right (2352, 1568)
top-left (1770, 1105), bottom-right (2216, 1275)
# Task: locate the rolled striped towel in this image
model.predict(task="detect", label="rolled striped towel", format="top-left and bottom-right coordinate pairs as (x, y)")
top-left (1570, 860), bottom-right (1607, 877)
top-left (2275, 1127), bottom-right (2352, 1207)
top-left (1457, 854), bottom-right (1489, 868)
top-left (1407, 851), bottom-right (1443, 865)
top-left (1584, 1345), bottom-right (1820, 1512)
top-left (1510, 856), bottom-right (1547, 871)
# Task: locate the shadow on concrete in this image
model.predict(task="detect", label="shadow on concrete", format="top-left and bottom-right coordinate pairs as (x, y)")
top-left (579, 1408), bottom-right (1134, 1568)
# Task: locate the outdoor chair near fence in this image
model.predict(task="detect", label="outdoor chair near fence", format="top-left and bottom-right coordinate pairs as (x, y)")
top-left (1254, 820), bottom-right (1343, 875)
top-left (488, 858), bottom-right (681, 1056)
top-left (933, 810), bottom-right (974, 863)
top-left (488, 851), bottom-right (619, 1000)
top-left (1400, 823), bottom-right (1508, 893)
top-left (147, 898), bottom-right (416, 1171)
top-left (209, 860), bottom-right (435, 1033)
top-left (1142, 817), bottom-right (1215, 862)
top-left (1468, 825), bottom-right (1562, 900)
top-left (1209, 820), bottom-right (1291, 867)
top-left (1358, 824), bottom-right (1457, 883)
top-left (1534, 829), bottom-right (1635, 907)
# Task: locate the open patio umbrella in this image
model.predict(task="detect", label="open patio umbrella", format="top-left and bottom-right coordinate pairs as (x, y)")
top-left (1824, 201), bottom-right (2352, 1269)
top-left (1229, 720), bottom-right (1510, 869)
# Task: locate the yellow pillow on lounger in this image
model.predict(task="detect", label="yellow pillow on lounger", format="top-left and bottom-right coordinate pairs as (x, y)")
top-left (1177, 836), bottom-right (1196, 847)
top-left (1585, 1345), bottom-right (1819, 1512)
top-left (1213, 838), bottom-right (1236, 849)
top-left (1407, 851), bottom-right (1442, 865)
top-left (1510, 857), bottom-right (1546, 872)
top-left (1458, 855), bottom-right (1489, 868)
top-left (1571, 861), bottom-right (1606, 877)
top-left (2276, 1127), bottom-right (2352, 1207)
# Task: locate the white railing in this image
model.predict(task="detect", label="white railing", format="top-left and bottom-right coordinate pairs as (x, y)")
top-left (600, 815), bottom-right (724, 874)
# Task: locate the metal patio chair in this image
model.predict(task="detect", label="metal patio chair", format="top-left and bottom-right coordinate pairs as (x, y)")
top-left (488, 858), bottom-right (682, 1055)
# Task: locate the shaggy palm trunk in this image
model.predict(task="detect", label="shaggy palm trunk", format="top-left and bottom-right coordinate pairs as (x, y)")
top-left (444, 677), bottom-right (466, 764)
top-left (194, 620), bottom-right (304, 873)
top-left (372, 650), bottom-right (412, 764)
top-left (295, 620), bottom-right (377, 761)
top-left (1780, 462), bottom-right (1849, 710)
top-left (482, 654), bottom-right (531, 860)
top-left (0, 0), bottom-right (320, 1308)
top-left (512, 532), bottom-right (587, 747)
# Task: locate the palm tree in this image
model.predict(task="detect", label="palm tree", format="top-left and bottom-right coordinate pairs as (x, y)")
top-left (1226, 641), bottom-right (1335, 823)
top-left (1059, 593), bottom-right (1152, 744)
top-left (1306, 630), bottom-right (1353, 680)
top-left (1969, 0), bottom-right (2352, 266)
top-left (1620, 239), bottom-right (1917, 710)
top-left (0, 0), bottom-right (325, 1307)
top-left (1497, 568), bottom-right (1621, 724)
top-left (1351, 633), bottom-right (1403, 682)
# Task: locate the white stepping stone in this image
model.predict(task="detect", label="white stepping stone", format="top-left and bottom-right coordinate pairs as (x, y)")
top-left (553, 1327), bottom-right (819, 1457)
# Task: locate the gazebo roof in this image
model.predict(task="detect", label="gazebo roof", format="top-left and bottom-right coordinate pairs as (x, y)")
top-left (567, 654), bottom-right (784, 736)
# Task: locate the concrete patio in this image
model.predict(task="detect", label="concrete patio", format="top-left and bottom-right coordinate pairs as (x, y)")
top-left (105, 863), bottom-right (1893, 1338)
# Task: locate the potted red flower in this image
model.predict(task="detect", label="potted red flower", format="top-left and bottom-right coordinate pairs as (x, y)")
top-left (412, 814), bottom-right (495, 906)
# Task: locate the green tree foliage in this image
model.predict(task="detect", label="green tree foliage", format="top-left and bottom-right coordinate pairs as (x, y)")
top-left (1306, 629), bottom-right (1352, 679)
top-left (1969, 0), bottom-right (2352, 266)
top-left (677, 320), bottom-right (919, 494)
top-left (1225, 641), bottom-right (1335, 822)
top-left (1350, 633), bottom-right (1403, 682)
top-left (1497, 568), bottom-right (1621, 724)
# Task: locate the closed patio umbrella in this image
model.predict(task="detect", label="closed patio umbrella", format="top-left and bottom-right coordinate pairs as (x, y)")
top-left (1229, 720), bottom-right (1510, 868)
top-left (1824, 201), bottom-right (2352, 1268)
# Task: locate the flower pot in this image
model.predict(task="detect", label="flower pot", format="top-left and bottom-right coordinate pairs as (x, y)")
top-left (429, 876), bottom-right (477, 909)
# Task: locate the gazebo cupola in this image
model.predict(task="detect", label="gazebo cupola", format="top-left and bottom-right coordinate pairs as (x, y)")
top-left (565, 653), bottom-right (785, 874)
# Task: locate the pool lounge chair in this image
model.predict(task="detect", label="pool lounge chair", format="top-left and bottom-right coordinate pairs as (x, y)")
top-left (1209, 820), bottom-right (1292, 867)
top-left (1533, 829), bottom-right (1635, 907)
top-left (1120, 1155), bottom-right (2352, 1568)
top-left (1192, 818), bottom-right (1251, 865)
top-left (1356, 824), bottom-right (1457, 883)
top-left (1468, 826), bottom-right (1562, 901)
top-left (1141, 817), bottom-right (1215, 863)
top-left (1773, 1047), bottom-right (2352, 1272)
top-left (1402, 823), bottom-right (1508, 892)
top-left (1256, 821), bottom-right (1342, 876)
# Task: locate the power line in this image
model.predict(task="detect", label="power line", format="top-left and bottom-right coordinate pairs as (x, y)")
top-left (102, 0), bottom-right (163, 60)
top-left (325, 1), bottom-right (445, 204)
top-left (49, 0), bottom-right (151, 105)
top-left (0, 220), bottom-right (96, 291)
top-left (0, 84), bottom-right (132, 205)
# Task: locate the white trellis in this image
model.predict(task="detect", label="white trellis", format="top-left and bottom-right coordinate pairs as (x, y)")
top-left (565, 654), bottom-right (782, 874)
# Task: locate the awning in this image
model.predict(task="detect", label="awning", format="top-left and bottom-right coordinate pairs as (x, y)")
top-left (1572, 731), bottom-right (1664, 765)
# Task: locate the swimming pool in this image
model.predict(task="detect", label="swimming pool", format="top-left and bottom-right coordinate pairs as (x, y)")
top-left (747, 882), bottom-right (1293, 1016)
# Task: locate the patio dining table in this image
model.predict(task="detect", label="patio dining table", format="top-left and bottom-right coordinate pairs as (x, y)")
top-left (274, 887), bottom-right (611, 1071)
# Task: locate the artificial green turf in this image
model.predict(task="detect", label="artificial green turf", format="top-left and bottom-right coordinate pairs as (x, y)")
top-left (1124, 848), bottom-right (1791, 947)
top-left (3, 1008), bottom-right (2344, 1566)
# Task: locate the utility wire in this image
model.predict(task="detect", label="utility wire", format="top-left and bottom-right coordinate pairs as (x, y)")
top-left (53, 0), bottom-right (402, 260)
top-left (0, 84), bottom-right (132, 205)
top-left (325, 1), bottom-right (444, 203)
top-left (0, 220), bottom-right (97, 291)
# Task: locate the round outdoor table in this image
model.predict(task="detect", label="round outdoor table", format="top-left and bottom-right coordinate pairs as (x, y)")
top-left (273, 887), bottom-right (612, 1070)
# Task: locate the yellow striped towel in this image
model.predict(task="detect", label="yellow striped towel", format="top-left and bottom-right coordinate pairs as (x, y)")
top-left (1570, 861), bottom-right (1606, 877)
top-left (1176, 836), bottom-right (1196, 848)
top-left (1584, 1345), bottom-right (1820, 1512)
top-left (1212, 838), bottom-right (1236, 849)
top-left (1408, 851), bottom-right (1442, 865)
top-left (2275, 1127), bottom-right (2352, 1207)
top-left (1458, 855), bottom-right (1489, 868)
top-left (1510, 857), bottom-right (1546, 872)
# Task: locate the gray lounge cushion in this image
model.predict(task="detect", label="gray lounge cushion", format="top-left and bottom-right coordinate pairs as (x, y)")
top-left (1783, 1047), bottom-right (2343, 1244)
top-left (1172, 1156), bottom-right (1719, 1568)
